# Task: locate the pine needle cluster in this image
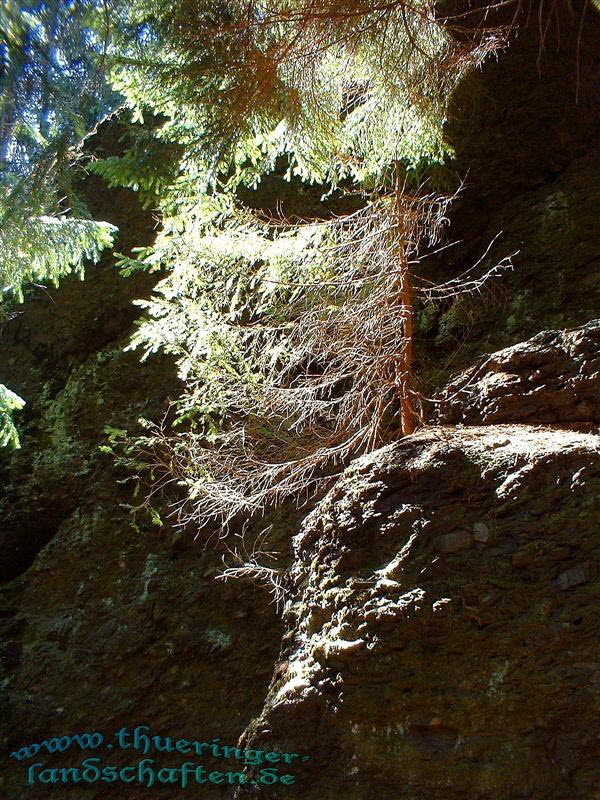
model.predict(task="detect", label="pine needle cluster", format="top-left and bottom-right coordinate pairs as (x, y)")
top-left (0, 0), bottom-right (119, 448)
top-left (101, 0), bottom-right (518, 535)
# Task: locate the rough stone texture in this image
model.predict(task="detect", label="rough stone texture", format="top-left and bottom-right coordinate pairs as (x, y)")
top-left (422, 152), bottom-right (600, 376)
top-left (1, 7), bottom-right (600, 800)
top-left (0, 124), bottom-right (179, 583)
top-left (1, 507), bottom-right (284, 800)
top-left (436, 321), bottom-right (600, 427)
top-left (238, 426), bottom-right (600, 799)
top-left (417, 4), bottom-right (600, 385)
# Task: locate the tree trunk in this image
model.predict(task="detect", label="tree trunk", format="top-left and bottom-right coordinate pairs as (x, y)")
top-left (394, 164), bottom-right (415, 435)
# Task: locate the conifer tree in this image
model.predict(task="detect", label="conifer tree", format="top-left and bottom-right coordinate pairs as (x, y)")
top-left (0, 0), bottom-right (119, 447)
top-left (102, 0), bottom-right (513, 532)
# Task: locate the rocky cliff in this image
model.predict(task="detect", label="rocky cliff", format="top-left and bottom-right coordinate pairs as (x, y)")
top-left (1, 7), bottom-right (599, 800)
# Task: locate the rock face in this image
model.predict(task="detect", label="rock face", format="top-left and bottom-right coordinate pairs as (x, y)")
top-left (436, 321), bottom-right (600, 427)
top-left (239, 425), bottom-right (600, 799)
top-left (1, 7), bottom-right (600, 800)
top-left (1, 502), bottom-right (285, 800)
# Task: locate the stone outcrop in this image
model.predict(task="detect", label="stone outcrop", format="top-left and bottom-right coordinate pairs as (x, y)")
top-left (238, 425), bottom-right (600, 799)
top-left (436, 321), bottom-right (600, 428)
top-left (2, 7), bottom-right (600, 800)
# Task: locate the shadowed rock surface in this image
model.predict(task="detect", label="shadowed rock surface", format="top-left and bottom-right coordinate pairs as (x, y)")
top-left (436, 321), bottom-right (600, 427)
top-left (1, 6), bottom-right (600, 800)
top-left (238, 425), bottom-right (600, 799)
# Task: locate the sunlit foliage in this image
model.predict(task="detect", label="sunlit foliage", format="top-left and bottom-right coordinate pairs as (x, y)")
top-left (0, 0), bottom-right (118, 447)
top-left (101, 0), bottom-right (511, 533)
